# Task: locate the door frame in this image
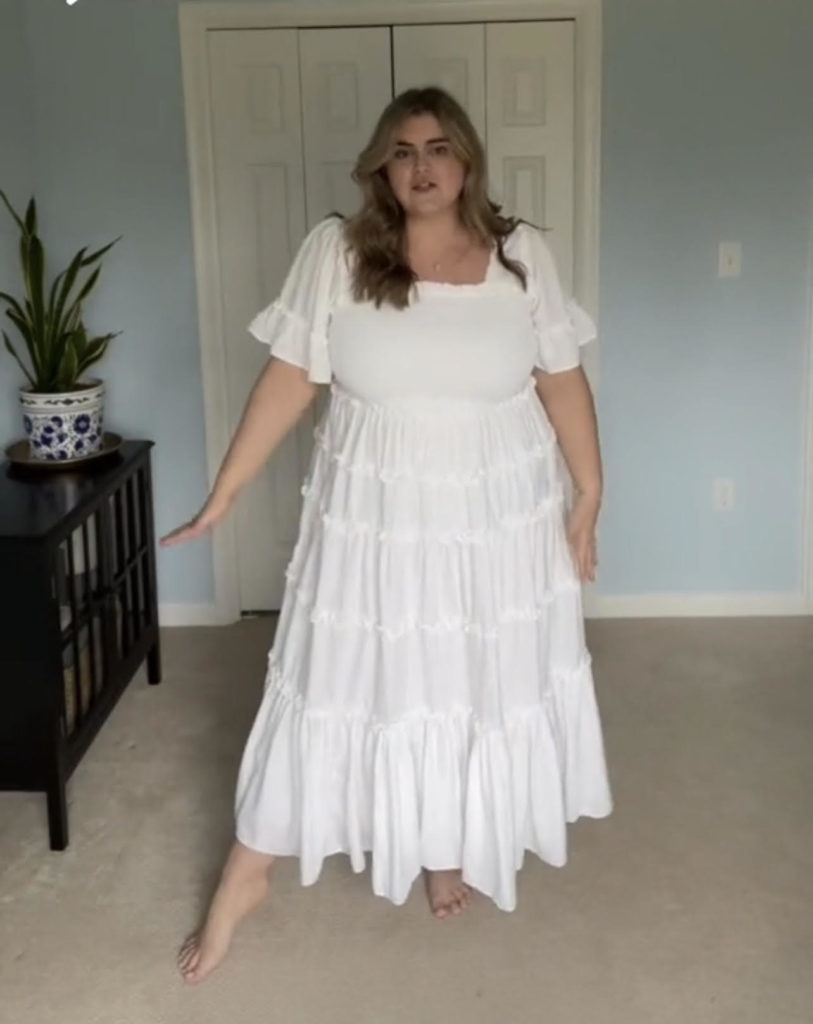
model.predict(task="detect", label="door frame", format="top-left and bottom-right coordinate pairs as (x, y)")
top-left (179, 0), bottom-right (605, 624)
top-left (803, 177), bottom-right (813, 613)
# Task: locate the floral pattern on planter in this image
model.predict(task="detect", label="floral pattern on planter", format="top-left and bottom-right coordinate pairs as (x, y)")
top-left (20, 380), bottom-right (105, 462)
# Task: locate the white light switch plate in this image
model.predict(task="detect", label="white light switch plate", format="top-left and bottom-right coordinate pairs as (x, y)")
top-left (718, 242), bottom-right (742, 278)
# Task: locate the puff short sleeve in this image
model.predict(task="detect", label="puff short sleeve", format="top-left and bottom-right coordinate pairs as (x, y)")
top-left (516, 222), bottom-right (597, 374)
top-left (247, 217), bottom-right (346, 384)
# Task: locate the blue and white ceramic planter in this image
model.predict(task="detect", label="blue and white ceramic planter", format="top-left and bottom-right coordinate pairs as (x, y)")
top-left (20, 379), bottom-right (105, 462)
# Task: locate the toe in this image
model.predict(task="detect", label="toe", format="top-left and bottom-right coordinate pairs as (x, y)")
top-left (179, 955), bottom-right (197, 977)
top-left (178, 944), bottom-right (199, 975)
top-left (181, 957), bottom-right (201, 983)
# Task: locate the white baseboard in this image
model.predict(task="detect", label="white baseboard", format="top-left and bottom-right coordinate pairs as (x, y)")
top-left (588, 591), bottom-right (811, 619)
top-left (158, 603), bottom-right (224, 627)
top-left (159, 592), bottom-right (811, 628)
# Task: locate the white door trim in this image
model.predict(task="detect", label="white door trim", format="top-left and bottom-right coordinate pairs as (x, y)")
top-left (179, 0), bottom-right (604, 624)
top-left (802, 176), bottom-right (813, 613)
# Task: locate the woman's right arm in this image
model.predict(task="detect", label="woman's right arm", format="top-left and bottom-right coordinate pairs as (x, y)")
top-left (160, 357), bottom-right (318, 547)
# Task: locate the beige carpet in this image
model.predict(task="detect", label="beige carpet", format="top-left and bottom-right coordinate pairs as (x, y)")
top-left (0, 617), bottom-right (811, 1024)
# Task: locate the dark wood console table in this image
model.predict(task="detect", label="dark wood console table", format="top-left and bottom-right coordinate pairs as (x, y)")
top-left (0, 440), bottom-right (161, 849)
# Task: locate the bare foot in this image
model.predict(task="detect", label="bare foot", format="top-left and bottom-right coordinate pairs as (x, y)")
top-left (178, 842), bottom-right (274, 984)
top-left (423, 869), bottom-right (472, 920)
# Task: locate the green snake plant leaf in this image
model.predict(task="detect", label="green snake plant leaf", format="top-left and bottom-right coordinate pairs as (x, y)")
top-left (3, 330), bottom-right (35, 387)
top-left (74, 265), bottom-right (102, 306)
top-left (56, 338), bottom-right (80, 392)
top-left (82, 237), bottom-right (119, 266)
top-left (5, 307), bottom-right (34, 346)
top-left (24, 197), bottom-right (37, 236)
top-left (4, 307), bottom-right (39, 378)
top-left (24, 235), bottom-right (46, 367)
top-left (48, 247), bottom-right (86, 349)
top-left (0, 289), bottom-right (28, 324)
top-left (76, 332), bottom-right (118, 377)
top-left (0, 189), bottom-right (25, 233)
top-left (1, 191), bottom-right (119, 391)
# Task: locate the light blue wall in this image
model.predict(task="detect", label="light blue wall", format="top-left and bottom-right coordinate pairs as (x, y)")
top-left (598, 0), bottom-right (813, 594)
top-left (0, 0), bottom-right (34, 448)
top-left (20, 0), bottom-right (216, 605)
top-left (2, 0), bottom-right (811, 604)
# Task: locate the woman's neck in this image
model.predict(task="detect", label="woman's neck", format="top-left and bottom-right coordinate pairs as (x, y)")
top-left (404, 210), bottom-right (468, 251)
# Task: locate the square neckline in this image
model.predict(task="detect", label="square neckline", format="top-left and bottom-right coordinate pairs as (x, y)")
top-left (414, 245), bottom-right (498, 292)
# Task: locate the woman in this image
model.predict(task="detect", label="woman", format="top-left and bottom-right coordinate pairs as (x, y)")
top-left (163, 86), bottom-right (612, 984)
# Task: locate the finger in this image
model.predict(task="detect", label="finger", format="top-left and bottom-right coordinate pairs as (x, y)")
top-left (580, 543), bottom-right (594, 583)
top-left (568, 533), bottom-right (584, 572)
top-left (161, 523), bottom-right (202, 547)
top-left (160, 529), bottom-right (189, 547)
top-left (568, 543), bottom-right (581, 578)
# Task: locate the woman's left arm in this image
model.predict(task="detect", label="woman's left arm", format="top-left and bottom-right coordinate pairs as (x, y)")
top-left (533, 366), bottom-right (602, 582)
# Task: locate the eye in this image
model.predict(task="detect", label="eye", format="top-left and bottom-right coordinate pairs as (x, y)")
top-left (429, 142), bottom-right (451, 157)
top-left (392, 147), bottom-right (411, 161)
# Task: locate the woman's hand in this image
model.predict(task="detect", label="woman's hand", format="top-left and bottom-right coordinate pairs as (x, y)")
top-left (160, 494), bottom-right (232, 548)
top-left (566, 492), bottom-right (600, 583)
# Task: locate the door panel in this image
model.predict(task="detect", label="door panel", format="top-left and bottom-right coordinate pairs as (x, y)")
top-left (392, 24), bottom-right (486, 140)
top-left (485, 21), bottom-right (576, 289)
top-left (208, 29), bottom-right (313, 610)
top-left (299, 27), bottom-right (393, 228)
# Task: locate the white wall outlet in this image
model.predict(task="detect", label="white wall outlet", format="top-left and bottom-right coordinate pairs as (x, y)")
top-left (713, 478), bottom-right (735, 512)
top-left (718, 242), bottom-right (742, 278)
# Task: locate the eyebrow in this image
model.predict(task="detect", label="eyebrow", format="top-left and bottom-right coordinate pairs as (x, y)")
top-left (393, 136), bottom-right (450, 147)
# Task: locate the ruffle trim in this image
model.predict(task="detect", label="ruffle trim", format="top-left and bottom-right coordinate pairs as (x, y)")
top-left (282, 574), bottom-right (581, 641)
top-left (329, 377), bottom-right (536, 419)
top-left (312, 426), bottom-right (556, 486)
top-left (248, 300), bottom-right (332, 384)
top-left (533, 299), bottom-right (597, 374)
top-left (263, 655), bottom-right (574, 728)
top-left (235, 658), bottom-right (613, 912)
top-left (297, 490), bottom-right (565, 545)
top-left (565, 297), bottom-right (598, 346)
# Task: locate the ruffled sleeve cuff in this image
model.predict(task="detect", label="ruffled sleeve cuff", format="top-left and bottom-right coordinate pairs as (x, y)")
top-left (248, 301), bottom-right (332, 384)
top-left (517, 222), bottom-right (597, 374)
top-left (247, 217), bottom-right (345, 384)
top-left (534, 296), bottom-right (597, 374)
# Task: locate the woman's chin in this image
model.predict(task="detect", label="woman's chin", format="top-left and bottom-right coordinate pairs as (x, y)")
top-left (402, 193), bottom-right (457, 217)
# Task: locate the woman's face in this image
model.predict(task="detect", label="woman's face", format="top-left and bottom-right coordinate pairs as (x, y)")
top-left (384, 113), bottom-right (467, 218)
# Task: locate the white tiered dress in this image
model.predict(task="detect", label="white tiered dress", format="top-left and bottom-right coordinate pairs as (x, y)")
top-left (235, 218), bottom-right (612, 912)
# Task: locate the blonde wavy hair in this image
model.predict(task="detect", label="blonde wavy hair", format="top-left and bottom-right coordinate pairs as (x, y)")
top-left (343, 87), bottom-right (528, 309)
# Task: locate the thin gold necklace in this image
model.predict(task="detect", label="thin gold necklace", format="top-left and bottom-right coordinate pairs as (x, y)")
top-left (428, 237), bottom-right (474, 273)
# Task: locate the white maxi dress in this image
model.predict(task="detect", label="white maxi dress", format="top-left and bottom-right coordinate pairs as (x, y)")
top-left (235, 218), bottom-right (612, 913)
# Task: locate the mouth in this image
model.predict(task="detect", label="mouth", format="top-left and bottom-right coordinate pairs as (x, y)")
top-left (412, 181), bottom-right (437, 194)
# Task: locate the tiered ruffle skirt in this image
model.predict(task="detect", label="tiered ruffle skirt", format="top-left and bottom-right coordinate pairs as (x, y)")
top-left (235, 380), bottom-right (612, 912)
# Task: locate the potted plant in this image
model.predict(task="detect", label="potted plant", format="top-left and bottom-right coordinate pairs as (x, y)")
top-left (1, 189), bottom-right (119, 462)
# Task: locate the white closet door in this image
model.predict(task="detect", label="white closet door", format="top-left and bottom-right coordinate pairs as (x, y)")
top-left (392, 24), bottom-right (486, 140)
top-left (208, 30), bottom-right (313, 611)
top-left (486, 21), bottom-right (576, 289)
top-left (299, 28), bottom-right (393, 228)
top-left (204, 23), bottom-right (581, 613)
